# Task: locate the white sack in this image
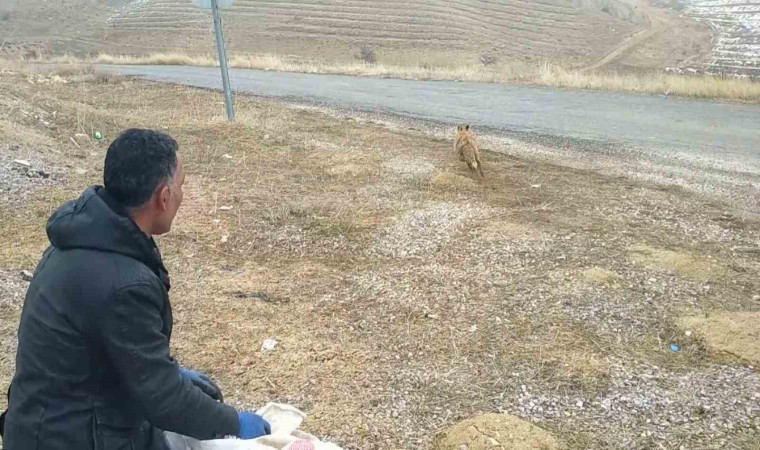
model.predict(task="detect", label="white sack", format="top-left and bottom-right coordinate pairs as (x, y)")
top-left (165, 403), bottom-right (342, 450)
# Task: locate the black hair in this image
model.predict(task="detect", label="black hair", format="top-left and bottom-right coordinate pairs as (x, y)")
top-left (103, 128), bottom-right (178, 208)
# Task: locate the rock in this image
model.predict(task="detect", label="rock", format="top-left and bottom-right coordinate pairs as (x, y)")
top-left (13, 159), bottom-right (31, 168)
top-left (37, 169), bottom-right (50, 179)
top-left (261, 338), bottom-right (279, 352)
top-left (74, 168), bottom-right (88, 175)
top-left (20, 270), bottom-right (34, 282)
top-left (433, 413), bottom-right (564, 450)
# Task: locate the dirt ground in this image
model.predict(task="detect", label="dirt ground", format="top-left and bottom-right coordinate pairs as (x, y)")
top-left (0, 70), bottom-right (758, 449)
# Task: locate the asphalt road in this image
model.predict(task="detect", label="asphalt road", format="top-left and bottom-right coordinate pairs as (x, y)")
top-left (104, 65), bottom-right (760, 165)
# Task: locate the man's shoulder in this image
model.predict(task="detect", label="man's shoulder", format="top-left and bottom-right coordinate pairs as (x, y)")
top-left (41, 246), bottom-right (165, 298)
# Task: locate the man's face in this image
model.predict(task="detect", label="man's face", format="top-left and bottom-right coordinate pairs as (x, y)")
top-left (153, 156), bottom-right (185, 235)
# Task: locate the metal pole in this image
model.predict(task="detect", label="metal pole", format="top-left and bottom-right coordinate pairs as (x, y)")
top-left (211, 0), bottom-right (234, 121)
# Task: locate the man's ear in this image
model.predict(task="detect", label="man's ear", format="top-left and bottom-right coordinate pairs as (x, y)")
top-left (156, 184), bottom-right (171, 211)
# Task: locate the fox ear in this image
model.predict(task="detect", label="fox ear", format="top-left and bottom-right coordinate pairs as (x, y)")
top-left (465, 124), bottom-right (470, 131)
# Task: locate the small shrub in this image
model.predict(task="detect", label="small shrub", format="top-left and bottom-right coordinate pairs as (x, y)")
top-left (479, 54), bottom-right (497, 67)
top-left (355, 45), bottom-right (377, 65)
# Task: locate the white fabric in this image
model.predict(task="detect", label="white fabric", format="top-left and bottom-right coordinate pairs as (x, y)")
top-left (164, 403), bottom-right (342, 450)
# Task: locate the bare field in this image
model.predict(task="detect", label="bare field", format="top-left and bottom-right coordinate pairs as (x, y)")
top-left (0, 70), bottom-right (758, 449)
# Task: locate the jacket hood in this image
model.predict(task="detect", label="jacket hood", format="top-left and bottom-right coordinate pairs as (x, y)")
top-left (46, 186), bottom-right (170, 288)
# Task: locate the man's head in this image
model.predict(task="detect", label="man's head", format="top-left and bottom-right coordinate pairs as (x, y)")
top-left (104, 129), bottom-right (185, 236)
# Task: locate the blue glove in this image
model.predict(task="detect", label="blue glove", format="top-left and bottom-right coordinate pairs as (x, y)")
top-left (179, 367), bottom-right (223, 402)
top-left (237, 411), bottom-right (271, 439)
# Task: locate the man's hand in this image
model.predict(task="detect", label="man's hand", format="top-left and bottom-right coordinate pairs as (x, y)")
top-left (237, 412), bottom-right (271, 439)
top-left (178, 368), bottom-right (223, 402)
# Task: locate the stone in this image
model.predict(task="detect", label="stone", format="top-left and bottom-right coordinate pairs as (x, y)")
top-left (261, 338), bottom-right (279, 352)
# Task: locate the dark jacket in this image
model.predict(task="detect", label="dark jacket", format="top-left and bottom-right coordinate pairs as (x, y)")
top-left (1, 187), bottom-right (239, 450)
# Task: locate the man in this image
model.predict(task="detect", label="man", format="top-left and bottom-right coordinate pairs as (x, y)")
top-left (1, 129), bottom-right (269, 449)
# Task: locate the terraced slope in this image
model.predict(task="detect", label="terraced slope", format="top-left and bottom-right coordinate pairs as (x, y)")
top-left (215, 0), bottom-right (645, 65)
top-left (681, 0), bottom-right (760, 76)
top-left (3, 0), bottom-right (648, 66)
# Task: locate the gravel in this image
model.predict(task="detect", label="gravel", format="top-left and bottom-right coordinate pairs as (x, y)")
top-left (504, 361), bottom-right (759, 449)
top-left (0, 270), bottom-right (29, 308)
top-left (0, 147), bottom-right (58, 206)
top-left (371, 203), bottom-right (488, 258)
top-left (382, 156), bottom-right (435, 179)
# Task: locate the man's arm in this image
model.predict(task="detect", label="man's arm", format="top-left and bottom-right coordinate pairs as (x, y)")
top-left (100, 282), bottom-right (239, 439)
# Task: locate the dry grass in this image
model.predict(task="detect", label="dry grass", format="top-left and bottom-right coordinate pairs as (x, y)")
top-left (28, 52), bottom-right (760, 103)
top-left (679, 312), bottom-right (760, 365)
top-left (430, 172), bottom-right (478, 191)
top-left (0, 69), bottom-right (758, 449)
top-left (581, 267), bottom-right (623, 287)
top-left (539, 63), bottom-right (760, 102)
top-left (92, 53), bottom-right (217, 67)
top-left (0, 56), bottom-right (106, 80)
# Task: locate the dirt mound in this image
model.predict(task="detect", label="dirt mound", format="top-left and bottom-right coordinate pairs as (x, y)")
top-left (629, 245), bottom-right (726, 281)
top-left (581, 267), bottom-right (623, 286)
top-left (679, 312), bottom-right (760, 365)
top-left (433, 414), bottom-right (563, 450)
top-left (431, 172), bottom-right (477, 190)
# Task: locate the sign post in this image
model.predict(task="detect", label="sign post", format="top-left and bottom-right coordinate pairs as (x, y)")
top-left (193, 0), bottom-right (235, 121)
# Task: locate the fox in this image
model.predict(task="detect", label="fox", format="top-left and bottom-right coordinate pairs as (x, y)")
top-left (454, 124), bottom-right (484, 177)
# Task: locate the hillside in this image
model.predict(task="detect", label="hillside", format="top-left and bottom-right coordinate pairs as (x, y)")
top-left (108, 0), bottom-right (649, 65)
top-left (680, 0), bottom-right (760, 76)
top-left (0, 0), bottom-right (715, 71)
top-left (1, 1), bottom-right (758, 76)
